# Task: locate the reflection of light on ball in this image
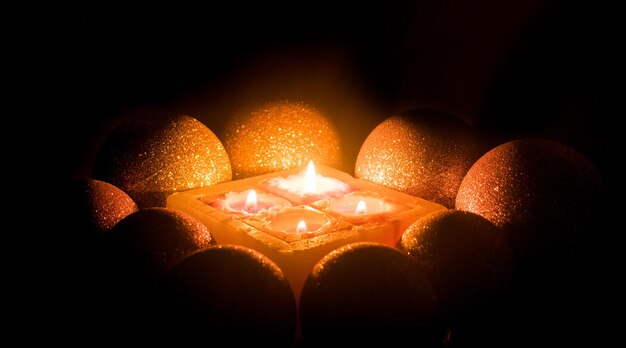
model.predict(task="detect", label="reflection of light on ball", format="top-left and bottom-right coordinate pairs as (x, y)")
top-left (94, 110), bottom-right (232, 208)
top-left (65, 179), bottom-right (138, 237)
top-left (299, 242), bottom-right (441, 344)
top-left (355, 109), bottom-right (482, 208)
top-left (168, 245), bottom-right (297, 345)
top-left (224, 101), bottom-right (341, 179)
top-left (455, 139), bottom-right (605, 255)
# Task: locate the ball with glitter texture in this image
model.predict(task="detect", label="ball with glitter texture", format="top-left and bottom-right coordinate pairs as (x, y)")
top-left (105, 207), bottom-right (216, 278)
top-left (299, 242), bottom-right (442, 345)
top-left (355, 109), bottom-right (483, 208)
top-left (455, 139), bottom-right (606, 257)
top-left (400, 210), bottom-right (512, 317)
top-left (63, 179), bottom-right (138, 238)
top-left (166, 245), bottom-right (297, 345)
top-left (223, 101), bottom-right (341, 179)
top-left (94, 208), bottom-right (215, 342)
top-left (57, 179), bottom-right (139, 330)
top-left (93, 110), bottom-right (232, 208)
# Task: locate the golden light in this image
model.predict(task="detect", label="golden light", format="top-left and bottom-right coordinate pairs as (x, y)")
top-left (168, 164), bottom-right (446, 298)
top-left (245, 189), bottom-right (258, 212)
top-left (355, 110), bottom-right (482, 208)
top-left (94, 112), bottom-right (232, 208)
top-left (355, 200), bottom-right (367, 215)
top-left (223, 101), bottom-right (341, 179)
top-left (296, 220), bottom-right (308, 233)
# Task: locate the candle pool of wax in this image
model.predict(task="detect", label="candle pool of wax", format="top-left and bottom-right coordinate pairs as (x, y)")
top-left (326, 192), bottom-right (411, 224)
top-left (206, 190), bottom-right (291, 215)
top-left (265, 175), bottom-right (350, 196)
top-left (258, 162), bottom-right (354, 204)
top-left (265, 207), bottom-right (330, 240)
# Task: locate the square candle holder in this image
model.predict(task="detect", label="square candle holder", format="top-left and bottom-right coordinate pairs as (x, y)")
top-left (167, 164), bottom-right (445, 296)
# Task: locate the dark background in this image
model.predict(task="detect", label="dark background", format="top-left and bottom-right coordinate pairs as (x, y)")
top-left (46, 0), bottom-right (612, 188)
top-left (28, 0), bottom-right (617, 344)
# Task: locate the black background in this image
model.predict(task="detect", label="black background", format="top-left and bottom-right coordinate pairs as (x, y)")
top-left (29, 0), bottom-right (617, 344)
top-left (45, 0), bottom-right (613, 188)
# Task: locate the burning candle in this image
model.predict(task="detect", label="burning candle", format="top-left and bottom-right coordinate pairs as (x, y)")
top-left (168, 163), bottom-right (446, 296)
top-left (355, 200), bottom-right (367, 215)
top-left (264, 206), bottom-right (330, 241)
top-left (260, 161), bottom-right (352, 204)
top-left (205, 189), bottom-right (291, 216)
top-left (324, 192), bottom-right (410, 225)
top-left (304, 161), bottom-right (316, 193)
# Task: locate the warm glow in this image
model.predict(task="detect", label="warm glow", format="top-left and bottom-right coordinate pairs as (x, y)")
top-left (245, 189), bottom-right (257, 211)
top-left (355, 200), bottom-right (367, 215)
top-left (297, 220), bottom-right (308, 233)
top-left (223, 101), bottom-right (342, 179)
top-left (304, 160), bottom-right (317, 193)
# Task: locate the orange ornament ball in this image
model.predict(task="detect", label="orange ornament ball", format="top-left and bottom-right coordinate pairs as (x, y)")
top-left (105, 207), bottom-right (215, 278)
top-left (299, 242), bottom-right (442, 345)
top-left (455, 139), bottom-right (606, 257)
top-left (94, 110), bottom-right (232, 208)
top-left (167, 245), bottom-right (297, 345)
top-left (63, 179), bottom-right (138, 238)
top-left (355, 109), bottom-right (483, 208)
top-left (92, 208), bottom-right (215, 343)
top-left (55, 180), bottom-right (138, 342)
top-left (400, 210), bottom-right (512, 316)
top-left (223, 101), bottom-right (341, 179)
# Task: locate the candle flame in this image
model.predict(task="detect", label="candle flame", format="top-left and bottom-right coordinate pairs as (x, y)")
top-left (245, 189), bottom-right (257, 211)
top-left (296, 220), bottom-right (307, 233)
top-left (304, 160), bottom-right (317, 193)
top-left (355, 200), bottom-right (367, 215)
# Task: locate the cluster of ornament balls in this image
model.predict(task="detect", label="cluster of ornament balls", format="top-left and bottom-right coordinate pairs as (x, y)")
top-left (62, 102), bottom-right (605, 346)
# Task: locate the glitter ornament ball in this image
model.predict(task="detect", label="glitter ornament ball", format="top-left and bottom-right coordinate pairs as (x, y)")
top-left (167, 245), bottom-right (297, 345)
top-left (223, 101), bottom-right (341, 179)
top-left (63, 179), bottom-right (138, 238)
top-left (93, 110), bottom-right (232, 208)
top-left (58, 179), bottom-right (139, 327)
top-left (299, 242), bottom-right (441, 345)
top-left (400, 210), bottom-right (512, 316)
top-left (455, 139), bottom-right (606, 257)
top-left (355, 109), bottom-right (483, 208)
top-left (105, 207), bottom-right (215, 277)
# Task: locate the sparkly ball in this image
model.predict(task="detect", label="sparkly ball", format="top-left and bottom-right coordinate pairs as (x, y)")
top-left (223, 101), bottom-right (341, 179)
top-left (455, 139), bottom-right (606, 257)
top-left (355, 109), bottom-right (483, 208)
top-left (94, 110), bottom-right (232, 208)
top-left (299, 242), bottom-right (441, 345)
top-left (399, 210), bottom-right (512, 317)
top-left (63, 179), bottom-right (138, 238)
top-left (57, 179), bottom-right (139, 335)
top-left (167, 245), bottom-right (297, 345)
top-left (105, 207), bottom-right (215, 277)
